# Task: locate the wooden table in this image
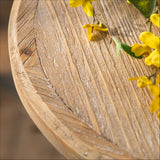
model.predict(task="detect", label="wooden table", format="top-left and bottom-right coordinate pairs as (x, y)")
top-left (8, 0), bottom-right (159, 159)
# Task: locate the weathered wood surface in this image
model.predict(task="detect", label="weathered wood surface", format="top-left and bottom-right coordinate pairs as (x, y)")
top-left (8, 0), bottom-right (159, 159)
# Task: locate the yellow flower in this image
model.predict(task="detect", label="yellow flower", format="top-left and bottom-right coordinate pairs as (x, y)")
top-left (131, 31), bottom-right (160, 67)
top-left (83, 23), bottom-right (108, 40)
top-left (149, 96), bottom-right (160, 113)
top-left (69, 0), bottom-right (97, 17)
top-left (129, 74), bottom-right (160, 119)
top-left (145, 50), bottom-right (160, 68)
top-left (150, 14), bottom-right (160, 28)
top-left (148, 74), bottom-right (160, 119)
top-left (156, 73), bottom-right (160, 85)
top-left (140, 32), bottom-right (160, 50)
top-left (127, 0), bottom-right (131, 3)
top-left (128, 76), bottom-right (152, 88)
top-left (140, 32), bottom-right (160, 68)
top-left (157, 111), bottom-right (160, 120)
top-left (131, 44), bottom-right (152, 57)
top-left (148, 84), bottom-right (160, 115)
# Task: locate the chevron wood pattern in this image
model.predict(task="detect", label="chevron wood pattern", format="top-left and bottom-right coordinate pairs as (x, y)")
top-left (8, 0), bottom-right (159, 159)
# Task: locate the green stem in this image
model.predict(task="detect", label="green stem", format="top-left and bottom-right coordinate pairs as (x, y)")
top-left (148, 67), bottom-right (157, 84)
top-left (145, 18), bottom-right (150, 24)
top-left (148, 21), bottom-right (152, 32)
top-left (148, 73), bottom-right (156, 79)
top-left (93, 8), bottom-right (96, 23)
top-left (148, 68), bottom-right (157, 79)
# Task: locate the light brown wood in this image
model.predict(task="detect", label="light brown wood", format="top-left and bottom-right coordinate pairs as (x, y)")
top-left (8, 0), bottom-right (159, 159)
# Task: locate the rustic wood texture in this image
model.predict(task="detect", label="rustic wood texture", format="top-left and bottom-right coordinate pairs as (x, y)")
top-left (8, 0), bottom-right (159, 159)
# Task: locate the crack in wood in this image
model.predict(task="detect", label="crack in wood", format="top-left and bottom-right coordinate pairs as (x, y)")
top-left (54, 89), bottom-right (73, 113)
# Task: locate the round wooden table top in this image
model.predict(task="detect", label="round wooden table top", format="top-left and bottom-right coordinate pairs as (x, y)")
top-left (8, 0), bottom-right (159, 159)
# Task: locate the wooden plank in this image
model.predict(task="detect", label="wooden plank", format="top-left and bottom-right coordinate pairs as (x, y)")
top-left (8, 0), bottom-right (159, 159)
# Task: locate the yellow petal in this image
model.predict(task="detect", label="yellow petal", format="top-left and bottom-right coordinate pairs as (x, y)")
top-left (82, 0), bottom-right (94, 17)
top-left (98, 23), bottom-right (103, 27)
top-left (150, 14), bottom-right (160, 28)
top-left (152, 53), bottom-right (160, 68)
top-left (145, 50), bottom-right (160, 67)
top-left (148, 85), bottom-right (160, 97)
top-left (131, 44), bottom-right (152, 57)
top-left (157, 111), bottom-right (160, 120)
top-left (137, 77), bottom-right (152, 88)
top-left (149, 97), bottom-right (160, 113)
top-left (127, 0), bottom-right (131, 3)
top-left (156, 73), bottom-right (160, 86)
top-left (93, 23), bottom-right (108, 31)
top-left (94, 26), bottom-right (108, 31)
top-left (87, 28), bottom-right (93, 40)
top-left (140, 32), bottom-right (160, 50)
top-left (129, 76), bottom-right (153, 88)
top-left (83, 24), bottom-right (93, 40)
top-left (83, 24), bottom-right (92, 28)
top-left (69, 0), bottom-right (83, 7)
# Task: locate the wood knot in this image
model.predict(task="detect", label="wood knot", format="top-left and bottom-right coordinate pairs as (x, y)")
top-left (20, 48), bottom-right (33, 56)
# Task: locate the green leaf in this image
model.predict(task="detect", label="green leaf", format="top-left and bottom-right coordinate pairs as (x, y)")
top-left (112, 36), bottom-right (121, 57)
top-left (120, 43), bottom-right (142, 59)
top-left (112, 36), bottom-right (143, 59)
top-left (129, 0), bottom-right (156, 18)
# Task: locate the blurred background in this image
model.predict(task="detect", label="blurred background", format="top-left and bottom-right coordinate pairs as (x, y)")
top-left (0, 0), bottom-right (64, 159)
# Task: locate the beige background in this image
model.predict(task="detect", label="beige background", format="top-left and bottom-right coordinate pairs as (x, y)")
top-left (0, 0), bottom-right (64, 159)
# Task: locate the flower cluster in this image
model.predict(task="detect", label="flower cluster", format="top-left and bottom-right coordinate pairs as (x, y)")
top-left (69, 0), bottom-right (160, 119)
top-left (69, 0), bottom-right (108, 40)
top-left (83, 23), bottom-right (108, 40)
top-left (129, 75), bottom-right (160, 119)
top-left (69, 0), bottom-right (96, 17)
top-left (131, 14), bottom-right (160, 68)
top-left (129, 13), bottom-right (160, 119)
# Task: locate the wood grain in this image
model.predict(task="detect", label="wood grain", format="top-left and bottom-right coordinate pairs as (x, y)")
top-left (8, 0), bottom-right (160, 159)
